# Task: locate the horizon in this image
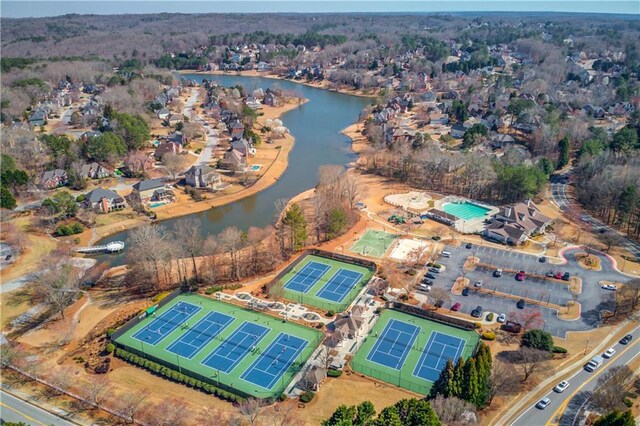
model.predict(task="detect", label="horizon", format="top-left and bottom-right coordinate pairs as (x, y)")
top-left (1, 1), bottom-right (638, 19)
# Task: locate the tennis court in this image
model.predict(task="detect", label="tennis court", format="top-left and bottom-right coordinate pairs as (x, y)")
top-left (283, 261), bottom-right (330, 293)
top-left (350, 229), bottom-right (397, 258)
top-left (316, 269), bottom-right (364, 303)
top-left (114, 294), bottom-right (322, 399)
top-left (166, 311), bottom-right (235, 359)
top-left (351, 309), bottom-right (479, 395)
top-left (132, 301), bottom-right (201, 345)
top-left (278, 254), bottom-right (374, 312)
top-left (241, 333), bottom-right (308, 390)
top-left (413, 332), bottom-right (465, 382)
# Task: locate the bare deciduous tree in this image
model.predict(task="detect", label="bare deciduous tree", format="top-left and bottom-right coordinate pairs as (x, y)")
top-left (174, 218), bottom-right (204, 283)
top-left (162, 153), bottom-right (188, 180)
top-left (429, 395), bottom-right (478, 425)
top-left (237, 398), bottom-right (264, 426)
top-left (487, 360), bottom-right (521, 405)
top-left (590, 365), bottom-right (633, 413)
top-left (218, 226), bottom-right (244, 281)
top-left (509, 347), bottom-right (552, 382)
top-left (115, 391), bottom-right (148, 423)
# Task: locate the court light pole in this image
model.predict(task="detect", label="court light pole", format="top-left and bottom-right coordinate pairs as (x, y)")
top-left (176, 353), bottom-right (182, 373)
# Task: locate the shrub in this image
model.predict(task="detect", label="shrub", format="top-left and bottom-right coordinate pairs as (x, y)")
top-left (623, 399), bottom-right (633, 407)
top-left (205, 285), bottom-right (224, 295)
top-left (432, 236), bottom-right (442, 241)
top-left (327, 310), bottom-right (335, 317)
top-left (327, 369), bottom-right (342, 378)
top-left (300, 391), bottom-right (315, 403)
top-left (522, 329), bottom-right (555, 352)
top-left (76, 194), bottom-right (86, 202)
top-left (482, 331), bottom-right (496, 340)
top-left (552, 346), bottom-right (568, 354)
top-left (105, 343), bottom-right (115, 354)
top-left (194, 148), bottom-right (202, 154)
top-left (107, 328), bottom-right (116, 338)
top-left (407, 269), bottom-right (417, 276)
top-left (152, 292), bottom-right (170, 303)
top-left (626, 392), bottom-right (637, 399)
top-left (279, 393), bottom-right (288, 401)
top-left (486, 312), bottom-right (494, 321)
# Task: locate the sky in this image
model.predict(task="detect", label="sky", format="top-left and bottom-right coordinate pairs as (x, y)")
top-left (1, 0), bottom-right (638, 18)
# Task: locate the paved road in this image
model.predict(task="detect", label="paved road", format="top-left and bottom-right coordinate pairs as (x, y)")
top-left (550, 172), bottom-right (640, 259)
top-left (511, 326), bottom-right (640, 426)
top-left (1, 389), bottom-right (75, 426)
top-left (431, 244), bottom-right (627, 338)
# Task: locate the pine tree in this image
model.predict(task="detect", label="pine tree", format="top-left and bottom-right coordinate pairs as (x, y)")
top-left (451, 357), bottom-right (466, 398)
top-left (429, 359), bottom-right (455, 398)
top-left (463, 358), bottom-right (480, 406)
top-left (474, 343), bottom-right (493, 407)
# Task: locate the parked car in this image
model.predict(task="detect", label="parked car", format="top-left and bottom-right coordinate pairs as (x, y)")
top-left (422, 278), bottom-right (434, 285)
top-left (474, 280), bottom-right (483, 288)
top-left (494, 269), bottom-right (503, 277)
top-left (517, 299), bottom-right (526, 309)
top-left (539, 256), bottom-right (546, 263)
top-left (418, 284), bottom-right (431, 292)
top-left (554, 380), bottom-right (569, 393)
top-left (451, 302), bottom-right (461, 311)
top-left (536, 398), bottom-right (551, 410)
top-left (603, 348), bottom-right (616, 358)
top-left (470, 305), bottom-right (483, 318)
top-left (428, 267), bottom-right (441, 273)
top-left (601, 284), bottom-right (617, 291)
top-left (620, 334), bottom-right (633, 345)
top-left (462, 287), bottom-right (470, 296)
top-left (425, 273), bottom-right (436, 279)
top-left (515, 271), bottom-right (526, 281)
top-left (562, 272), bottom-right (571, 281)
top-left (546, 270), bottom-right (554, 277)
top-left (554, 272), bottom-right (563, 280)
top-left (465, 243), bottom-right (473, 249)
top-left (497, 313), bottom-right (506, 323)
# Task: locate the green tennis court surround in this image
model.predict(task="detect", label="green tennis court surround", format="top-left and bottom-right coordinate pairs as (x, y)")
top-left (277, 253), bottom-right (375, 312)
top-left (113, 293), bottom-right (322, 399)
top-left (351, 309), bottom-right (479, 395)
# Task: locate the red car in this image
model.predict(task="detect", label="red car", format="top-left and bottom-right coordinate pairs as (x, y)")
top-left (515, 271), bottom-right (526, 281)
top-left (554, 272), bottom-right (563, 279)
top-left (451, 302), bottom-right (461, 311)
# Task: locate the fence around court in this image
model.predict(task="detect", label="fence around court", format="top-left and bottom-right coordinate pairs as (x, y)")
top-left (271, 249), bottom-right (377, 312)
top-left (110, 289), bottom-right (182, 341)
top-left (388, 302), bottom-right (478, 332)
top-left (350, 357), bottom-right (433, 395)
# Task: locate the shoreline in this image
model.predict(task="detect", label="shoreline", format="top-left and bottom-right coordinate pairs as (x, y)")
top-left (178, 69), bottom-right (377, 99)
top-left (83, 98), bottom-right (309, 246)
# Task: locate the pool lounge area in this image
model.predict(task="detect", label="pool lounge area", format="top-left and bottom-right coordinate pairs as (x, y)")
top-left (442, 201), bottom-right (491, 221)
top-left (429, 197), bottom-right (499, 233)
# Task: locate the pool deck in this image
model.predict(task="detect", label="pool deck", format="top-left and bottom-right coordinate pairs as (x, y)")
top-left (433, 197), bottom-right (499, 234)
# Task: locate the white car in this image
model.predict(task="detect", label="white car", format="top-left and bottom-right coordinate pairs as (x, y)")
top-left (554, 380), bottom-right (569, 393)
top-left (601, 284), bottom-right (617, 291)
top-left (497, 313), bottom-right (506, 323)
top-left (536, 397), bottom-right (551, 409)
top-left (603, 348), bottom-right (616, 358)
top-left (474, 280), bottom-right (483, 288)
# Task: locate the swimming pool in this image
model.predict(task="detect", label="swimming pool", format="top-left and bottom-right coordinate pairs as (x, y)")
top-left (442, 202), bottom-right (491, 221)
top-left (149, 202), bottom-right (168, 208)
top-left (250, 164), bottom-right (262, 171)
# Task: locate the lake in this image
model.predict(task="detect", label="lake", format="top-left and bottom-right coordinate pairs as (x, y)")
top-left (95, 74), bottom-right (370, 265)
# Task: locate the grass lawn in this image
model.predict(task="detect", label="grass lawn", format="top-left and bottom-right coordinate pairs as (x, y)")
top-left (350, 308), bottom-right (479, 395)
top-left (114, 293), bottom-right (322, 399)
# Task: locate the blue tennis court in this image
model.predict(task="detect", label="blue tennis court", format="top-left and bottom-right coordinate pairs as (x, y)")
top-left (132, 301), bottom-right (201, 345)
top-left (315, 269), bottom-right (364, 303)
top-left (166, 311), bottom-right (235, 359)
top-left (241, 333), bottom-right (308, 390)
top-left (413, 332), bottom-right (465, 382)
top-left (283, 261), bottom-right (330, 293)
top-left (201, 322), bottom-right (270, 373)
top-left (366, 319), bottom-right (419, 370)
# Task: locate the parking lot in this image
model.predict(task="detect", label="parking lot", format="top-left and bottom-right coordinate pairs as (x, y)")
top-left (422, 244), bottom-right (625, 338)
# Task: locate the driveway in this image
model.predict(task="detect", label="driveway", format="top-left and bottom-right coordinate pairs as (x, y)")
top-left (429, 244), bottom-right (629, 338)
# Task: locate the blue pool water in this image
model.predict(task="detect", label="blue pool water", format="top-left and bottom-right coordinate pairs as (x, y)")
top-left (442, 202), bottom-right (491, 221)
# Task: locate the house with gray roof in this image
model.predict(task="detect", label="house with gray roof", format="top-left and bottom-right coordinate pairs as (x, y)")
top-left (185, 165), bottom-right (221, 189)
top-left (131, 178), bottom-right (174, 204)
top-left (84, 188), bottom-right (126, 213)
top-left (40, 169), bottom-right (68, 189)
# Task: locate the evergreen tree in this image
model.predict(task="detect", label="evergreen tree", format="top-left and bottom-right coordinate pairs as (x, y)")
top-left (463, 358), bottom-right (480, 406)
top-left (429, 359), bottom-right (455, 398)
top-left (475, 343), bottom-right (493, 407)
top-left (593, 410), bottom-right (635, 426)
top-left (322, 404), bottom-right (356, 426)
top-left (617, 186), bottom-right (638, 226)
top-left (394, 399), bottom-right (442, 426)
top-left (283, 203), bottom-right (308, 250)
top-left (557, 136), bottom-right (570, 169)
top-left (451, 357), bottom-right (466, 398)
top-left (355, 401), bottom-right (376, 426)
top-left (0, 185), bottom-right (16, 209)
top-left (521, 329), bottom-right (554, 352)
top-left (373, 407), bottom-right (403, 426)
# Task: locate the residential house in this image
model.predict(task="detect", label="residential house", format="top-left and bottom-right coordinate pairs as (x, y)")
top-left (230, 138), bottom-right (255, 156)
top-left (263, 89), bottom-right (281, 107)
top-left (491, 133), bottom-right (516, 149)
top-left (81, 101), bottom-right (100, 117)
top-left (167, 131), bottom-right (187, 146)
top-left (166, 114), bottom-right (183, 127)
top-left (28, 108), bottom-right (48, 126)
top-left (80, 130), bottom-right (102, 142)
top-left (131, 178), bottom-right (174, 204)
top-left (228, 120), bottom-right (245, 139)
top-left (245, 97), bottom-right (262, 109)
top-left (484, 200), bottom-right (551, 245)
top-left (450, 123), bottom-right (467, 139)
top-left (156, 108), bottom-right (170, 120)
top-left (583, 104), bottom-right (605, 119)
top-left (256, 61), bottom-right (271, 72)
top-left (84, 188), bottom-right (126, 213)
top-left (40, 169), bottom-right (68, 189)
top-left (185, 165), bottom-right (222, 189)
top-left (124, 151), bottom-right (154, 176)
top-left (154, 141), bottom-right (182, 160)
top-left (81, 162), bottom-right (110, 179)
top-left (220, 149), bottom-right (247, 172)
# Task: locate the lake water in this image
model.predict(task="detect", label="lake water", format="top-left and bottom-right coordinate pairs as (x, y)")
top-left (94, 74), bottom-right (370, 265)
